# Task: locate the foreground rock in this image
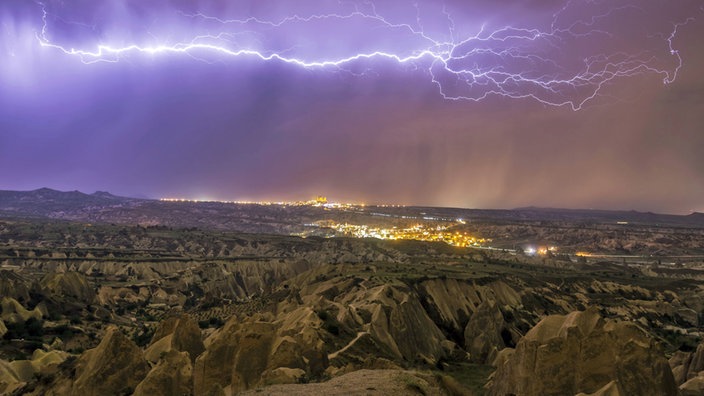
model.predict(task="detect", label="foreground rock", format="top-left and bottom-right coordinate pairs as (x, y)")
top-left (486, 308), bottom-right (677, 396)
top-left (680, 372), bottom-right (704, 396)
top-left (464, 299), bottom-right (506, 364)
top-left (0, 349), bottom-right (68, 394)
top-left (134, 350), bottom-right (193, 396)
top-left (44, 326), bottom-right (150, 396)
top-left (193, 308), bottom-right (328, 395)
top-left (669, 343), bottom-right (704, 395)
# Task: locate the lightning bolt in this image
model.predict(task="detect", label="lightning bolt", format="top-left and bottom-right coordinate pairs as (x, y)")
top-left (26, 0), bottom-right (704, 110)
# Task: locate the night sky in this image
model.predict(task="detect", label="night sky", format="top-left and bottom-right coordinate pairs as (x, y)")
top-left (1, 0), bottom-right (703, 213)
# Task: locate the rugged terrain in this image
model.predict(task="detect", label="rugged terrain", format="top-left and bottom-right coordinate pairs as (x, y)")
top-left (2, 188), bottom-right (703, 257)
top-left (0, 189), bottom-right (703, 395)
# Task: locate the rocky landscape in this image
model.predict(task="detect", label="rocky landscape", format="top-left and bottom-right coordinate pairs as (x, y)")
top-left (0, 189), bottom-right (703, 395)
top-left (2, 188), bottom-right (703, 257)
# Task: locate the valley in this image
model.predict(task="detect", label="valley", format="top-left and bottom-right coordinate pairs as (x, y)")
top-left (0, 189), bottom-right (703, 395)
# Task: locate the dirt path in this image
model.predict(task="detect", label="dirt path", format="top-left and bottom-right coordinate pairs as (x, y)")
top-left (328, 331), bottom-right (370, 360)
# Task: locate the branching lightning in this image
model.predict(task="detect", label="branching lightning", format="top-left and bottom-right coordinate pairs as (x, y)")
top-left (21, 0), bottom-right (704, 110)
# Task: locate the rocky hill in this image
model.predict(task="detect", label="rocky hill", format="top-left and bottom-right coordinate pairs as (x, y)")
top-left (0, 210), bottom-right (702, 394)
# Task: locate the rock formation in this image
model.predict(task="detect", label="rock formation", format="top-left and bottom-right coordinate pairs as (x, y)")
top-left (680, 372), bottom-right (704, 396)
top-left (0, 270), bottom-right (32, 303)
top-left (669, 342), bottom-right (704, 395)
top-left (0, 297), bottom-right (46, 323)
top-left (238, 369), bottom-right (451, 396)
top-left (464, 298), bottom-right (506, 364)
top-left (40, 272), bottom-right (96, 303)
top-left (193, 308), bottom-right (328, 394)
top-left (486, 308), bottom-right (677, 396)
top-left (145, 314), bottom-right (205, 363)
top-left (0, 349), bottom-right (69, 394)
top-left (49, 326), bottom-right (150, 396)
top-left (134, 350), bottom-right (193, 396)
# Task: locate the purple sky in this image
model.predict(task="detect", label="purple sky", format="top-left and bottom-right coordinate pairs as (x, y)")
top-left (1, 0), bottom-right (703, 213)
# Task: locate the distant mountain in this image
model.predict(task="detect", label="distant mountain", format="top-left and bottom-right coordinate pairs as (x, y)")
top-left (688, 212), bottom-right (704, 220)
top-left (0, 188), bottom-right (322, 233)
top-left (90, 191), bottom-right (123, 199)
top-left (0, 188), bottom-right (701, 231)
top-left (506, 206), bottom-right (702, 226)
top-left (0, 188), bottom-right (145, 219)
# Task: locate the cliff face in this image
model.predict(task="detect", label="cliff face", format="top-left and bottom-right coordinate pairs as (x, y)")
top-left (486, 308), bottom-right (677, 396)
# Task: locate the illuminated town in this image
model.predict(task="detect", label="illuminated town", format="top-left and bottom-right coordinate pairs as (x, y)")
top-left (160, 195), bottom-right (363, 209)
top-left (161, 196), bottom-right (581, 254)
top-left (160, 196), bottom-right (579, 253)
top-left (522, 246), bottom-right (559, 256)
top-left (325, 222), bottom-right (489, 248)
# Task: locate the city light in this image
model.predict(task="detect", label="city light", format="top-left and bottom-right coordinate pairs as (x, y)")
top-left (524, 245), bottom-right (558, 256)
top-left (326, 222), bottom-right (488, 248)
top-left (159, 197), bottom-right (360, 208)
